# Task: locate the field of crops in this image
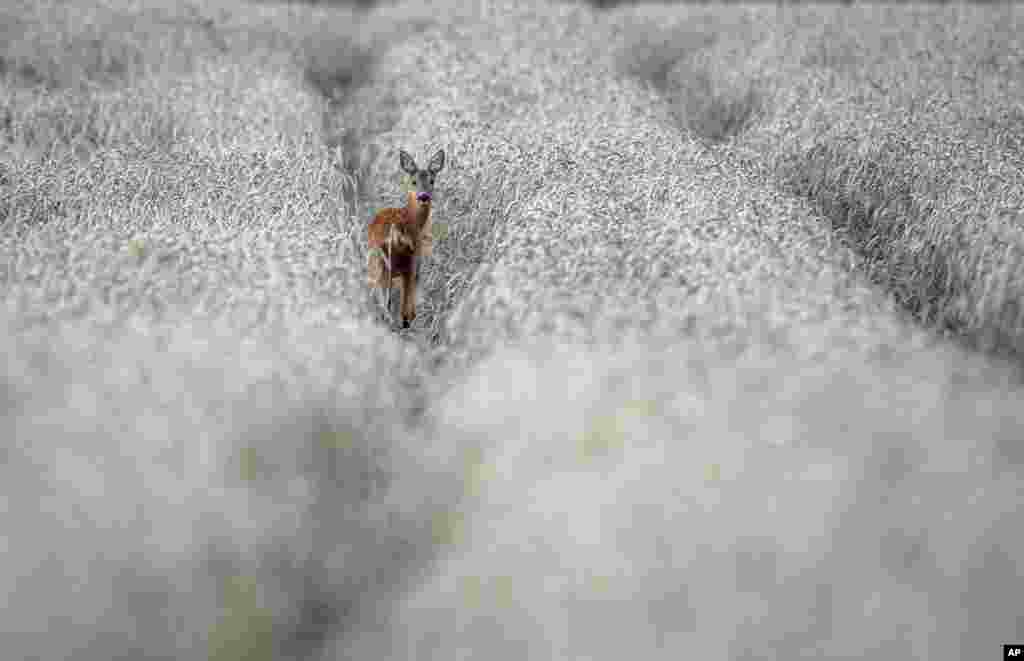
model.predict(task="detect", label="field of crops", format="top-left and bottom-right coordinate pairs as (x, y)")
top-left (2, 1), bottom-right (1022, 659)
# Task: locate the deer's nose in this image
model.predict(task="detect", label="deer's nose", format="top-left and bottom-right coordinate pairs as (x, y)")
top-left (417, 192), bottom-right (431, 203)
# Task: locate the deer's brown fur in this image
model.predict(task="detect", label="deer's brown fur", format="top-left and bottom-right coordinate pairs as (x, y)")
top-left (367, 148), bottom-right (444, 329)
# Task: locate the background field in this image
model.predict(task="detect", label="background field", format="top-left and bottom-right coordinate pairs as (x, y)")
top-left (2, 1), bottom-right (1023, 659)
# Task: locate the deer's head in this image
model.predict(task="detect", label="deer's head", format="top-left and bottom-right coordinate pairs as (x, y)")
top-left (399, 149), bottom-right (445, 204)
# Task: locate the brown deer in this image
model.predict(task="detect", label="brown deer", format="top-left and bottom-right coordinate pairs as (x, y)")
top-left (367, 148), bottom-right (445, 329)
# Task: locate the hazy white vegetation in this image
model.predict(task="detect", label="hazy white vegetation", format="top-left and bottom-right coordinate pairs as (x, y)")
top-left (1, 1), bottom-right (1022, 660)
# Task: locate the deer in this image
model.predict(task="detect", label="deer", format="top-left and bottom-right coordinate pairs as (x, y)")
top-left (367, 148), bottom-right (445, 329)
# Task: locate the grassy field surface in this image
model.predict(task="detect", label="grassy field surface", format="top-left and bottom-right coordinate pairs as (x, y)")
top-left (2, 1), bottom-right (1023, 659)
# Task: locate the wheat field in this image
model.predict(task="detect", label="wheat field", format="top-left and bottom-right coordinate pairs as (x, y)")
top-left (2, 1), bottom-right (1023, 659)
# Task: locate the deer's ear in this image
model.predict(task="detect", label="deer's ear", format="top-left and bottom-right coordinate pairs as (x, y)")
top-left (428, 149), bottom-right (445, 174)
top-left (399, 149), bottom-right (418, 174)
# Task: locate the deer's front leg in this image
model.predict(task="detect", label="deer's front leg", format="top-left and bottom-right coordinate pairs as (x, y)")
top-left (399, 269), bottom-right (416, 329)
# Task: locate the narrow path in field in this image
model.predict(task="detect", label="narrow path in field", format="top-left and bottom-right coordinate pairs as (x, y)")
top-left (605, 2), bottom-right (1024, 371)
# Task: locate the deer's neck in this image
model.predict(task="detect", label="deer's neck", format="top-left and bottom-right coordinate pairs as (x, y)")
top-left (405, 192), bottom-right (431, 229)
